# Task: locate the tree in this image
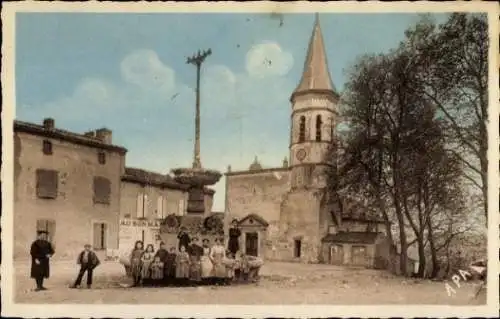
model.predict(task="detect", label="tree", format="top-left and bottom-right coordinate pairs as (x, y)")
top-left (404, 13), bottom-right (489, 221)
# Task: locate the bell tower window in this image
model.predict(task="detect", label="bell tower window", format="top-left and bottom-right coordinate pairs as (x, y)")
top-left (299, 116), bottom-right (306, 143)
top-left (316, 115), bottom-right (323, 141)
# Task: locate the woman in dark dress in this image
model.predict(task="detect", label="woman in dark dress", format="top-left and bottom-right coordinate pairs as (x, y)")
top-left (177, 227), bottom-right (191, 252)
top-left (228, 219), bottom-right (241, 256)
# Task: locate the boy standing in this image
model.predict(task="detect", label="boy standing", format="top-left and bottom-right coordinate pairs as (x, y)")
top-left (70, 244), bottom-right (100, 289)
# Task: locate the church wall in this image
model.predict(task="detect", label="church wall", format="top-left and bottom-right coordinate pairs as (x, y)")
top-left (225, 169), bottom-right (290, 223)
top-left (275, 189), bottom-right (323, 263)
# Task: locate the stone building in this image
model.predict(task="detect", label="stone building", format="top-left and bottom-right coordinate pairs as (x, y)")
top-left (225, 16), bottom-right (391, 266)
top-left (119, 167), bottom-right (215, 252)
top-left (13, 119), bottom-right (217, 260)
top-left (14, 119), bottom-right (126, 260)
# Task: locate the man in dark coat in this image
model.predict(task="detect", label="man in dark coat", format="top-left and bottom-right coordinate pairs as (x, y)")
top-left (228, 219), bottom-right (241, 256)
top-left (70, 244), bottom-right (101, 289)
top-left (30, 230), bottom-right (55, 291)
top-left (177, 227), bottom-right (191, 252)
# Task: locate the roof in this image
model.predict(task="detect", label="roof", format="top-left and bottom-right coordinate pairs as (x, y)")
top-left (321, 232), bottom-right (383, 244)
top-left (291, 14), bottom-right (337, 100)
top-left (122, 167), bottom-right (215, 194)
top-left (225, 166), bottom-right (290, 177)
top-left (237, 213), bottom-right (269, 227)
top-left (14, 120), bottom-right (127, 154)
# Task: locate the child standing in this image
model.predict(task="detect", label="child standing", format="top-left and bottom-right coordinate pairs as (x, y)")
top-left (70, 244), bottom-right (100, 289)
top-left (164, 247), bottom-right (177, 286)
top-left (150, 255), bottom-right (164, 286)
top-left (129, 241), bottom-right (144, 287)
top-left (224, 251), bottom-right (236, 285)
top-left (141, 244), bottom-right (155, 286)
top-left (175, 245), bottom-right (191, 286)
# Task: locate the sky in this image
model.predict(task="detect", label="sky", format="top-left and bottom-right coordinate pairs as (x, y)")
top-left (16, 12), bottom-right (450, 211)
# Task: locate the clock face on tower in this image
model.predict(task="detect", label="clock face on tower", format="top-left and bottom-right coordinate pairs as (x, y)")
top-left (296, 148), bottom-right (307, 161)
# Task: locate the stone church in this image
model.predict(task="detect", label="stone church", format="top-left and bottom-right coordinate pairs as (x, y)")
top-left (225, 16), bottom-right (391, 267)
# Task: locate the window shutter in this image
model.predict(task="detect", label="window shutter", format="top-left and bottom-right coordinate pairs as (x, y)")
top-left (157, 196), bottom-right (163, 219)
top-left (163, 196), bottom-right (167, 218)
top-left (143, 194), bottom-right (148, 218)
top-left (93, 223), bottom-right (101, 249)
top-left (136, 194), bottom-right (144, 218)
top-left (47, 220), bottom-right (56, 244)
top-left (93, 177), bottom-right (111, 204)
top-left (178, 199), bottom-right (185, 216)
top-left (36, 169), bottom-right (58, 199)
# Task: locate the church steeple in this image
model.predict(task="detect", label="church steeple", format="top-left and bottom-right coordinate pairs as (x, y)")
top-left (291, 14), bottom-right (336, 101)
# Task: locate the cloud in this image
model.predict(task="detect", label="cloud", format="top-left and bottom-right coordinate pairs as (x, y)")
top-left (120, 49), bottom-right (176, 94)
top-left (245, 41), bottom-right (294, 78)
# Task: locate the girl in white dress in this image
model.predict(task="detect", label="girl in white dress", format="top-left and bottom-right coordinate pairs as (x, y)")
top-left (210, 238), bottom-right (227, 285)
top-left (200, 239), bottom-right (213, 284)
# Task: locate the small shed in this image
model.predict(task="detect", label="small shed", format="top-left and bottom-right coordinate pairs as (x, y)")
top-left (321, 231), bottom-right (391, 268)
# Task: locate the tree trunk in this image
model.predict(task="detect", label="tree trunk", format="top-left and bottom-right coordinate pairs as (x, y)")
top-left (417, 235), bottom-right (426, 278)
top-left (427, 221), bottom-right (439, 278)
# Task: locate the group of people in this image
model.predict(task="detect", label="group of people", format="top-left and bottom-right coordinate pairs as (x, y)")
top-left (29, 220), bottom-right (259, 291)
top-left (126, 234), bottom-right (257, 287)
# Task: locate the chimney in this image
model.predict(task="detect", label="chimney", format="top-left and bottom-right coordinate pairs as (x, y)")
top-left (43, 118), bottom-right (55, 130)
top-left (227, 165), bottom-right (232, 173)
top-left (95, 128), bottom-right (112, 144)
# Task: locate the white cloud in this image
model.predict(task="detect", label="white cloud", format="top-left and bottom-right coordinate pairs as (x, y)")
top-left (245, 41), bottom-right (294, 78)
top-left (120, 49), bottom-right (176, 94)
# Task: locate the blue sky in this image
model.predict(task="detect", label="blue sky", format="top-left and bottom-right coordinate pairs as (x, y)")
top-left (16, 12), bottom-right (450, 211)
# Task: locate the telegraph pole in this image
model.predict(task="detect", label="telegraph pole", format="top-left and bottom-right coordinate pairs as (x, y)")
top-left (186, 48), bottom-right (212, 169)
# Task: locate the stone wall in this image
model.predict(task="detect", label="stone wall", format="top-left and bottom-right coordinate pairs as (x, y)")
top-left (275, 189), bottom-right (323, 263)
top-left (14, 131), bottom-right (124, 260)
top-left (225, 168), bottom-right (290, 224)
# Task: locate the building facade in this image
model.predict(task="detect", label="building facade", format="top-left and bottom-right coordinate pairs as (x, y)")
top-left (14, 119), bottom-right (126, 260)
top-left (225, 16), bottom-right (390, 267)
top-left (13, 119), bottom-right (216, 260)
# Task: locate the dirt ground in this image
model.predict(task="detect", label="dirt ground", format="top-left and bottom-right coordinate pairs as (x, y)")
top-left (12, 260), bottom-right (486, 305)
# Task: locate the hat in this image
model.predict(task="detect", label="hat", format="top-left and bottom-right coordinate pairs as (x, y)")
top-left (231, 218), bottom-right (239, 224)
top-left (84, 244), bottom-right (92, 248)
top-left (37, 230), bottom-right (48, 235)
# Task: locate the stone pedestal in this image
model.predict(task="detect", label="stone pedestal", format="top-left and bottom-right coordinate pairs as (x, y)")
top-left (171, 167), bottom-right (222, 215)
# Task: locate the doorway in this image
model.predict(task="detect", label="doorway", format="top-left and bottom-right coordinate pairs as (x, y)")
top-left (245, 232), bottom-right (259, 257)
top-left (330, 244), bottom-right (344, 264)
top-left (294, 239), bottom-right (302, 258)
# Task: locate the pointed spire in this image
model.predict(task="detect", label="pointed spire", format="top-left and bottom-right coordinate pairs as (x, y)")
top-left (292, 14), bottom-right (336, 100)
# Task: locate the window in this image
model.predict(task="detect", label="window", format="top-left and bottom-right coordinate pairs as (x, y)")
top-left (93, 223), bottom-right (107, 250)
top-left (93, 176), bottom-right (111, 204)
top-left (42, 140), bottom-right (53, 155)
top-left (36, 219), bottom-right (56, 243)
top-left (98, 151), bottom-right (106, 165)
top-left (157, 195), bottom-right (166, 219)
top-left (36, 169), bottom-right (58, 199)
top-left (316, 115), bottom-right (323, 141)
top-left (136, 193), bottom-right (148, 218)
top-left (294, 239), bottom-right (302, 258)
top-left (299, 116), bottom-right (306, 143)
top-left (178, 199), bottom-right (185, 216)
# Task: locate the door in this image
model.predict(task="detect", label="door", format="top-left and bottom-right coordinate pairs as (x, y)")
top-left (330, 244), bottom-right (344, 265)
top-left (245, 232), bottom-right (259, 257)
top-left (351, 245), bottom-right (367, 266)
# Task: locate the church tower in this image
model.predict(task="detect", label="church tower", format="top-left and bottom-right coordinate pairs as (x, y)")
top-left (289, 14), bottom-right (339, 190)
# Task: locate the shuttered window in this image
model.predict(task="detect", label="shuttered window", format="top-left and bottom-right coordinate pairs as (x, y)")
top-left (36, 169), bottom-right (58, 199)
top-left (93, 176), bottom-right (111, 205)
top-left (157, 195), bottom-right (164, 219)
top-left (42, 140), bottom-right (53, 155)
top-left (36, 219), bottom-right (56, 243)
top-left (136, 193), bottom-right (144, 218)
top-left (178, 199), bottom-right (185, 216)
